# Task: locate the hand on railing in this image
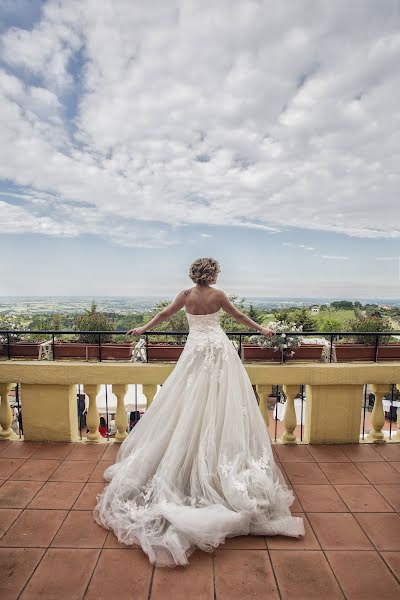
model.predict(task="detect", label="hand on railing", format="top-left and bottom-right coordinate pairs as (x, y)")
top-left (126, 326), bottom-right (147, 336)
top-left (259, 327), bottom-right (274, 337)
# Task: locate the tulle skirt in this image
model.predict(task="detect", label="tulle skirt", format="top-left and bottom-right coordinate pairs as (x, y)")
top-left (93, 337), bottom-right (305, 566)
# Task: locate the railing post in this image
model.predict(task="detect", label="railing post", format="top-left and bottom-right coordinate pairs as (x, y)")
top-left (281, 385), bottom-right (298, 444)
top-left (0, 383), bottom-right (14, 439)
top-left (84, 384), bottom-right (101, 442)
top-left (113, 384), bottom-right (128, 443)
top-left (255, 384), bottom-right (272, 427)
top-left (7, 333), bottom-right (11, 360)
top-left (368, 384), bottom-right (387, 443)
top-left (374, 334), bottom-right (380, 362)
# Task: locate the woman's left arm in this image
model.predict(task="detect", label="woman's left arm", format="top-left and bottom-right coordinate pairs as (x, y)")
top-left (127, 290), bottom-right (187, 336)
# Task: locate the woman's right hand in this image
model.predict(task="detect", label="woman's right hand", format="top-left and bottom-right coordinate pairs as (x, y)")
top-left (126, 326), bottom-right (147, 336)
top-left (259, 326), bottom-right (274, 337)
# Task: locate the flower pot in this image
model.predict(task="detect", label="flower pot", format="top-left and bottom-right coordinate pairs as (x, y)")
top-left (147, 344), bottom-right (185, 361)
top-left (290, 345), bottom-right (325, 360)
top-left (5, 342), bottom-right (41, 358)
top-left (335, 343), bottom-right (400, 361)
top-left (241, 345), bottom-right (281, 361)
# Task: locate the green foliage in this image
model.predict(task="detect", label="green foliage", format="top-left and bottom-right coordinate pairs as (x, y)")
top-left (331, 300), bottom-right (356, 310)
top-left (348, 315), bottom-right (394, 344)
top-left (145, 300), bottom-right (189, 344)
top-left (74, 301), bottom-right (114, 343)
top-left (246, 303), bottom-right (263, 324)
top-left (319, 316), bottom-right (343, 333)
top-left (274, 308), bottom-right (317, 332)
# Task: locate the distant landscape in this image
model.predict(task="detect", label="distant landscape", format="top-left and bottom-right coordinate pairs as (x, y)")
top-left (0, 296), bottom-right (399, 343)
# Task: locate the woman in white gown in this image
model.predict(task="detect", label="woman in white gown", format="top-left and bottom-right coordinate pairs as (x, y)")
top-left (93, 258), bottom-right (305, 566)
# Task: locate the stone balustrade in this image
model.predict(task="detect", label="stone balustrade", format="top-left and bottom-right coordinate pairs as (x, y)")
top-left (0, 361), bottom-right (399, 445)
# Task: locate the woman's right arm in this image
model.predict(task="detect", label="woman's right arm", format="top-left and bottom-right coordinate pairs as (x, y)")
top-left (219, 291), bottom-right (273, 336)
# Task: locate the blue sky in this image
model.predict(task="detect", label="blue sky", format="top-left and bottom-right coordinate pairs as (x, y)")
top-left (0, 1), bottom-right (399, 298)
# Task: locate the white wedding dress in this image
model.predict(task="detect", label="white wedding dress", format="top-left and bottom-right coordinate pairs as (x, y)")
top-left (93, 308), bottom-right (304, 566)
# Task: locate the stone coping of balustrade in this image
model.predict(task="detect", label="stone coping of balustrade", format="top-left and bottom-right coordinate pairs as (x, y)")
top-left (0, 360), bottom-right (399, 386)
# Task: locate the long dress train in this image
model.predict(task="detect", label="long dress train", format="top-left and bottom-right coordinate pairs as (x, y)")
top-left (93, 308), bottom-right (305, 566)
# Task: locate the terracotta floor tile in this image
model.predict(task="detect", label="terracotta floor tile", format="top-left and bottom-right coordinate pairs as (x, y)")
top-left (290, 492), bottom-right (302, 512)
top-left (27, 481), bottom-right (85, 510)
top-left (390, 461), bottom-right (400, 473)
top-left (334, 484), bottom-right (394, 512)
top-left (354, 513), bottom-right (400, 551)
top-left (0, 547), bottom-right (45, 599)
top-left (104, 529), bottom-right (140, 549)
top-left (19, 548), bottom-right (100, 600)
top-left (215, 549), bottom-right (278, 600)
top-left (337, 444), bottom-right (382, 462)
top-left (101, 443), bottom-right (121, 461)
top-left (281, 462), bottom-right (329, 484)
top-left (51, 510), bottom-right (108, 548)
top-left (72, 482), bottom-right (105, 510)
top-left (88, 461), bottom-right (113, 482)
top-left (152, 550), bottom-right (214, 600)
top-left (319, 462), bottom-right (368, 484)
top-left (308, 445), bottom-right (350, 462)
top-left (0, 458), bottom-right (26, 479)
top-left (0, 439), bottom-right (13, 453)
top-left (355, 461), bottom-right (400, 484)
top-left (0, 508), bottom-right (67, 547)
top-left (30, 442), bottom-right (75, 460)
top-left (378, 484), bottom-right (400, 511)
top-left (293, 484), bottom-right (348, 512)
top-left (326, 550), bottom-right (400, 598)
top-left (0, 481), bottom-right (44, 508)
top-left (84, 548), bottom-right (153, 599)
top-left (270, 550), bottom-right (344, 599)
top-left (0, 441), bottom-right (42, 459)
top-left (307, 512), bottom-right (373, 550)
top-left (220, 535), bottom-right (266, 549)
top-left (374, 443), bottom-right (400, 461)
top-left (266, 513), bottom-right (319, 550)
top-left (380, 551), bottom-right (400, 580)
top-left (10, 459), bottom-right (61, 481)
top-left (274, 444), bottom-right (314, 462)
top-left (275, 462), bottom-right (290, 484)
top-left (0, 508), bottom-right (22, 537)
top-left (66, 443), bottom-right (108, 461)
top-left (49, 460), bottom-right (97, 482)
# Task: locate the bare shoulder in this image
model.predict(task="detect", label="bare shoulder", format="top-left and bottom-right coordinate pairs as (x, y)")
top-left (182, 288), bottom-right (192, 297)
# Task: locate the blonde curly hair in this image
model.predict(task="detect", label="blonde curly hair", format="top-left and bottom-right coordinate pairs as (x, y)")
top-left (189, 257), bottom-right (221, 286)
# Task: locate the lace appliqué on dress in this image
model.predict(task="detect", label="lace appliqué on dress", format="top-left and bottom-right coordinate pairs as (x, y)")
top-left (219, 447), bottom-right (273, 497)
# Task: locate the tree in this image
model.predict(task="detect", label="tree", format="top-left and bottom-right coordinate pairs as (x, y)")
top-left (247, 304), bottom-right (263, 324)
top-left (348, 316), bottom-right (394, 344)
top-left (74, 301), bottom-right (114, 343)
top-left (331, 301), bottom-right (354, 310)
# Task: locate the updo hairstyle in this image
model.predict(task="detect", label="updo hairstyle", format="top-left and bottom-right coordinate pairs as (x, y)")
top-left (188, 257), bottom-right (221, 286)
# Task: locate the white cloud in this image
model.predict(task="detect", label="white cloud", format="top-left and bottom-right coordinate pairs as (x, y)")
top-left (320, 255), bottom-right (349, 260)
top-left (0, 0), bottom-right (399, 247)
top-left (375, 256), bottom-right (398, 260)
top-left (200, 233), bottom-right (212, 238)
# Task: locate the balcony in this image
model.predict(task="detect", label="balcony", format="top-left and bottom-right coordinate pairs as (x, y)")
top-left (1, 359), bottom-right (400, 597)
top-left (0, 439), bottom-right (399, 598)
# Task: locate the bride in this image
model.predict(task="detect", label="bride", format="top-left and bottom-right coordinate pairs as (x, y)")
top-left (93, 257), bottom-right (305, 566)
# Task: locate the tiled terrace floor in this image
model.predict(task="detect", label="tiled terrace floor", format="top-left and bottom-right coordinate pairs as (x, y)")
top-left (0, 439), bottom-right (399, 599)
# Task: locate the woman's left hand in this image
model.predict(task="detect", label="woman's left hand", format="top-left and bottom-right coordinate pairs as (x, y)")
top-left (126, 326), bottom-right (146, 336)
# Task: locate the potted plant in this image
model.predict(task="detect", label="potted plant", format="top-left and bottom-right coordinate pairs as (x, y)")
top-left (247, 321), bottom-right (304, 362)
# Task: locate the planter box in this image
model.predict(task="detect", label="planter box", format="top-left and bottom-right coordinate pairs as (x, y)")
top-left (242, 344), bottom-right (324, 362)
top-left (3, 342), bottom-right (41, 358)
top-left (147, 344), bottom-right (185, 361)
top-left (335, 343), bottom-right (400, 362)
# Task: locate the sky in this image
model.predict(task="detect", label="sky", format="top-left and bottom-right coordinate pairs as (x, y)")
top-left (0, 0), bottom-right (399, 299)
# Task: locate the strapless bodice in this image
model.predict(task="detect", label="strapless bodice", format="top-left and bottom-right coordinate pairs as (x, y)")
top-left (184, 308), bottom-right (222, 333)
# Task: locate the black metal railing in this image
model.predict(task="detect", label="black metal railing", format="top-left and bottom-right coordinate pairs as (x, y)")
top-left (0, 329), bottom-right (399, 363)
